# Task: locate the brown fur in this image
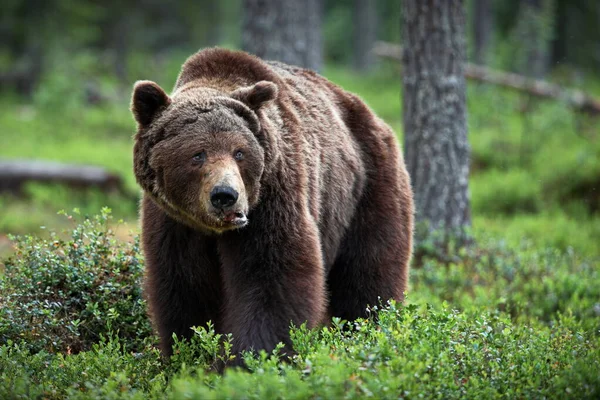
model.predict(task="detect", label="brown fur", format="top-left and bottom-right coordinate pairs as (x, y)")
top-left (131, 48), bottom-right (414, 366)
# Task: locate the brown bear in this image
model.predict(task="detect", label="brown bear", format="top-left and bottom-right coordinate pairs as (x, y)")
top-left (131, 48), bottom-right (413, 364)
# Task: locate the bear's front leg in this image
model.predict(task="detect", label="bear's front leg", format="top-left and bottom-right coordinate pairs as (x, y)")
top-left (218, 208), bottom-right (326, 364)
top-left (141, 197), bottom-right (223, 357)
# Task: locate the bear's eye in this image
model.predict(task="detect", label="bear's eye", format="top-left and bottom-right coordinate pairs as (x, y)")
top-left (234, 150), bottom-right (244, 161)
top-left (192, 151), bottom-right (206, 165)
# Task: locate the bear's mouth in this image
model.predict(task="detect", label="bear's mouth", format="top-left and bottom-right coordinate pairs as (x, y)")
top-left (221, 210), bottom-right (248, 227)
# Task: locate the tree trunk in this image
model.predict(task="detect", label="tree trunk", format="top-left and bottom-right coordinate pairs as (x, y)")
top-left (242, 0), bottom-right (323, 71)
top-left (513, 0), bottom-right (555, 78)
top-left (205, 1), bottom-right (223, 47)
top-left (353, 0), bottom-right (378, 72)
top-left (597, 2), bottom-right (600, 70)
top-left (551, 0), bottom-right (568, 66)
top-left (401, 0), bottom-right (472, 247)
top-left (112, 15), bottom-right (129, 84)
top-left (472, 0), bottom-right (494, 65)
top-left (305, 0), bottom-right (323, 71)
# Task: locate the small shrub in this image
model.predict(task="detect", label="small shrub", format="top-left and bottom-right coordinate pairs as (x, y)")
top-left (0, 337), bottom-right (165, 400)
top-left (166, 323), bottom-right (235, 376)
top-left (0, 208), bottom-right (153, 354)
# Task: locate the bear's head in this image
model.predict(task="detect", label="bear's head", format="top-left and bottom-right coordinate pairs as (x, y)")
top-left (131, 80), bottom-right (278, 233)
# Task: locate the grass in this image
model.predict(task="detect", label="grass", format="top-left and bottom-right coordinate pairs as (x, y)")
top-left (0, 99), bottom-right (136, 190)
top-left (473, 212), bottom-right (600, 259)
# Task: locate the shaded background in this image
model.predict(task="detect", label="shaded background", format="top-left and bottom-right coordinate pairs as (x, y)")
top-left (1, 0), bottom-right (599, 258)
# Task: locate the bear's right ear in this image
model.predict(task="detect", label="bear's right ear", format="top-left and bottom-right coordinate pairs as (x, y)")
top-left (231, 81), bottom-right (278, 110)
top-left (131, 81), bottom-right (171, 127)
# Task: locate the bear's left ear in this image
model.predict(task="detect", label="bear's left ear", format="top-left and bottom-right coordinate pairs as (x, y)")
top-left (131, 80), bottom-right (171, 127)
top-left (231, 81), bottom-right (278, 110)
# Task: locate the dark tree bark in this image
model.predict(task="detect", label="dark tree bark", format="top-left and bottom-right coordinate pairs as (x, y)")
top-left (401, 0), bottom-right (472, 246)
top-left (513, 0), bottom-right (554, 78)
top-left (1, 0), bottom-right (49, 96)
top-left (353, 0), bottom-right (378, 72)
top-left (596, 1), bottom-right (600, 70)
top-left (111, 15), bottom-right (129, 84)
top-left (204, 1), bottom-right (223, 46)
top-left (242, 0), bottom-right (323, 71)
top-left (552, 0), bottom-right (600, 71)
top-left (551, 0), bottom-right (568, 66)
top-left (472, 0), bottom-right (494, 65)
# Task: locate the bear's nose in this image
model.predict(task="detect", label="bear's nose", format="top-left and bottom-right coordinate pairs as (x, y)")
top-left (210, 186), bottom-right (239, 209)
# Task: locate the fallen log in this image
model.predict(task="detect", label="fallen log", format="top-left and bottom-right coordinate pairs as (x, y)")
top-left (373, 41), bottom-right (600, 115)
top-left (0, 159), bottom-right (124, 194)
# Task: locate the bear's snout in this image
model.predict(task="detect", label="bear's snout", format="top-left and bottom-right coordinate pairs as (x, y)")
top-left (200, 159), bottom-right (250, 231)
top-left (210, 186), bottom-right (239, 209)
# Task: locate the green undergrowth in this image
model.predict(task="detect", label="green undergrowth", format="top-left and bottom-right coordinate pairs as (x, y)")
top-left (2, 306), bottom-right (598, 399)
top-left (0, 211), bottom-right (599, 398)
top-left (0, 209), bottom-right (151, 354)
top-left (473, 212), bottom-right (600, 259)
top-left (0, 183), bottom-right (138, 237)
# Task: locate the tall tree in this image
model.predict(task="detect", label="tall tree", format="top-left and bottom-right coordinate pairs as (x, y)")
top-left (401, 0), bottom-right (472, 246)
top-left (472, 0), bottom-right (494, 65)
top-left (353, 0), bottom-right (378, 72)
top-left (512, 0), bottom-right (555, 78)
top-left (242, 0), bottom-right (323, 71)
top-left (551, 0), bottom-right (600, 72)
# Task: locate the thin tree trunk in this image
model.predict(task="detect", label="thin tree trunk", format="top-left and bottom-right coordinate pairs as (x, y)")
top-left (242, 0), bottom-right (323, 71)
top-left (305, 0), bottom-right (323, 71)
top-left (205, 1), bottom-right (223, 46)
top-left (514, 0), bottom-right (555, 78)
top-left (112, 16), bottom-right (128, 84)
top-left (593, 2), bottom-right (600, 69)
top-left (472, 0), bottom-right (493, 65)
top-left (353, 0), bottom-right (378, 72)
top-left (401, 0), bottom-right (472, 247)
top-left (551, 0), bottom-right (567, 66)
